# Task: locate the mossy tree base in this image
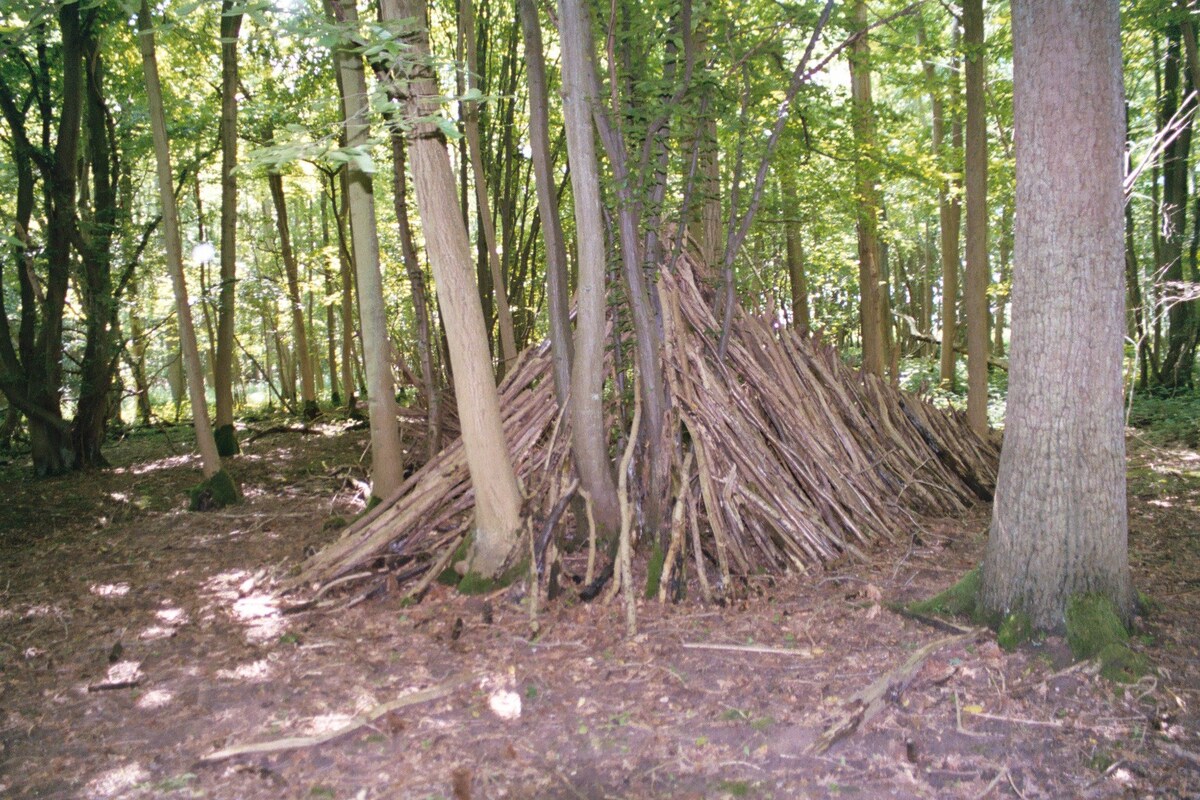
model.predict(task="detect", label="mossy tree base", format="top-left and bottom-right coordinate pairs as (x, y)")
top-left (188, 469), bottom-right (241, 511)
top-left (436, 532), bottom-right (529, 595)
top-left (908, 567), bottom-right (1147, 682)
top-left (214, 424), bottom-right (240, 457)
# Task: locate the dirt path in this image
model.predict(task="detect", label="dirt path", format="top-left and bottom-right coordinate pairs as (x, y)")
top-left (1, 429), bottom-right (1197, 798)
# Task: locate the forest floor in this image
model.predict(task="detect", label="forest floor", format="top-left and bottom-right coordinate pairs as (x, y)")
top-left (0, 423), bottom-right (1198, 799)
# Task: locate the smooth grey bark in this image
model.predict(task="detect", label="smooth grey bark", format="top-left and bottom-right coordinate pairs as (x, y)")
top-left (558, 0), bottom-right (621, 543)
top-left (138, 0), bottom-right (222, 479)
top-left (325, 0), bottom-right (406, 498)
top-left (517, 0), bottom-right (573, 406)
top-left (981, 0), bottom-right (1133, 629)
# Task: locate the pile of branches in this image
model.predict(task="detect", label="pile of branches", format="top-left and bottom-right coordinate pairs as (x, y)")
top-left (657, 255), bottom-right (997, 593)
top-left (289, 253), bottom-right (999, 599)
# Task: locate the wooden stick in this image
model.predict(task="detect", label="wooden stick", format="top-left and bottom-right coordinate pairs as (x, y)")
top-left (196, 672), bottom-right (473, 764)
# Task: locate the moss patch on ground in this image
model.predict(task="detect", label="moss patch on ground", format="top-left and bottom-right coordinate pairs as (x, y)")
top-left (907, 566), bottom-right (987, 622)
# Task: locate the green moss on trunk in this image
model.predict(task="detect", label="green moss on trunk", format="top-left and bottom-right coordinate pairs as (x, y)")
top-left (214, 424), bottom-right (239, 457)
top-left (188, 469), bottom-right (240, 511)
top-left (644, 543), bottom-right (665, 599)
top-left (1065, 594), bottom-right (1146, 682)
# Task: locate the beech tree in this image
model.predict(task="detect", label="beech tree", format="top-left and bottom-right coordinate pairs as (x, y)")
top-left (380, 0), bottom-right (524, 577)
top-left (138, 0), bottom-right (237, 507)
top-left (324, 0), bottom-right (406, 499)
top-left (980, 0), bottom-right (1133, 628)
top-left (214, 1), bottom-right (242, 456)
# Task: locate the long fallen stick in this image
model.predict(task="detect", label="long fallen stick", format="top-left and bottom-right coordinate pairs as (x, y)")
top-left (195, 672), bottom-right (474, 764)
top-left (812, 632), bottom-right (974, 753)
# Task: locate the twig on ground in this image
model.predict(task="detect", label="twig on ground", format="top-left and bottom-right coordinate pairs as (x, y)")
top-left (682, 642), bottom-right (816, 657)
top-left (812, 632), bottom-right (973, 753)
top-left (195, 672), bottom-right (474, 764)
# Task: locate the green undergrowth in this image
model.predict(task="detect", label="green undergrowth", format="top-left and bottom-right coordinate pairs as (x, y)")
top-left (1127, 390), bottom-right (1200, 447)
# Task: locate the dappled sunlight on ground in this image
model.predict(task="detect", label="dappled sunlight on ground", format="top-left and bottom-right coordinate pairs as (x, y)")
top-left (216, 659), bottom-right (275, 682)
top-left (89, 582), bottom-right (130, 597)
top-left (121, 454), bottom-right (199, 476)
top-left (83, 762), bottom-right (150, 799)
top-left (136, 689), bottom-right (175, 710)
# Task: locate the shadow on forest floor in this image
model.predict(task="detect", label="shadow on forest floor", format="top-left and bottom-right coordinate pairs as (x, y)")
top-left (0, 426), bottom-right (1198, 799)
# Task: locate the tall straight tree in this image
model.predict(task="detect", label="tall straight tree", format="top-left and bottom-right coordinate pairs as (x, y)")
top-left (324, 0), bottom-right (406, 499)
top-left (138, 0), bottom-right (236, 506)
top-left (557, 0), bottom-right (621, 544)
top-left (980, 0), bottom-right (1133, 628)
top-left (380, 0), bottom-right (524, 578)
top-left (459, 0), bottom-right (517, 374)
top-left (963, 0), bottom-right (990, 433)
top-left (848, 0), bottom-right (886, 377)
top-left (918, 15), bottom-right (963, 390)
top-left (214, 1), bottom-right (242, 456)
top-left (268, 169), bottom-right (319, 419)
top-left (517, 0), bottom-right (573, 406)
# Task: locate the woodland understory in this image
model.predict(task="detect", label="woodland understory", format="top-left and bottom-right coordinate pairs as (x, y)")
top-left (0, 419), bottom-right (1198, 800)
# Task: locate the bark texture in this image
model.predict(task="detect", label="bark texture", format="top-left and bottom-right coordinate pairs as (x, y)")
top-left (381, 0), bottom-right (523, 577)
top-left (981, 0), bottom-right (1133, 629)
top-left (558, 0), bottom-right (621, 543)
top-left (325, 0), bottom-right (406, 497)
top-left (963, 0), bottom-right (990, 434)
top-left (849, 0), bottom-right (885, 377)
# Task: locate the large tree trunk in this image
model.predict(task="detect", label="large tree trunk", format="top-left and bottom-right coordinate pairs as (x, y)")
top-left (981, 0), bottom-right (1133, 629)
top-left (963, 0), bottom-right (990, 434)
top-left (71, 23), bottom-right (120, 469)
top-left (325, 0), bottom-right (406, 498)
top-left (268, 170), bottom-right (319, 420)
top-left (214, 2), bottom-right (242, 455)
top-left (138, 0), bottom-right (225, 484)
top-left (849, 0), bottom-right (886, 378)
top-left (556, 0), bottom-right (622, 545)
top-left (381, 0), bottom-right (524, 578)
top-left (517, 0), bottom-right (573, 406)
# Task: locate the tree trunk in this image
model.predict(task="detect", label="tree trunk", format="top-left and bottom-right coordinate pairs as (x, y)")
top-left (138, 0), bottom-right (224, 482)
top-left (325, 0), bottom-right (406, 498)
top-left (849, 0), bottom-right (885, 377)
top-left (380, 0), bottom-right (524, 577)
top-left (981, 0), bottom-right (1133, 629)
top-left (1155, 22), bottom-right (1197, 391)
top-left (919, 16), bottom-right (963, 390)
top-left (391, 135), bottom-right (442, 459)
top-left (72, 23), bottom-right (120, 469)
top-left (268, 170), bottom-right (319, 419)
top-left (517, 0), bottom-right (573, 407)
top-left (963, 0), bottom-right (990, 434)
top-left (215, 1), bottom-right (242, 455)
top-left (557, 0), bottom-right (623, 544)
top-left (460, 0), bottom-right (517, 375)
top-left (783, 177), bottom-right (810, 334)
